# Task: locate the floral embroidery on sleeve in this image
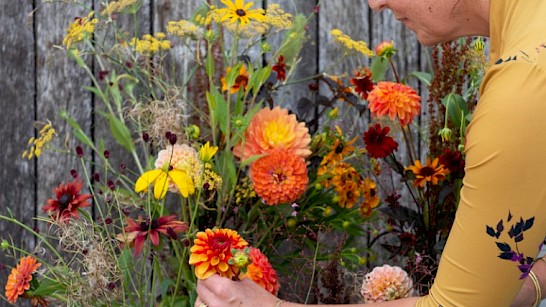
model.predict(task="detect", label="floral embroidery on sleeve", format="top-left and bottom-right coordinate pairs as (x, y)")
top-left (486, 211), bottom-right (539, 279)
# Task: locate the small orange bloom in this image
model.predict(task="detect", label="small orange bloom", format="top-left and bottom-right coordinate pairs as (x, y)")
top-left (240, 247), bottom-right (280, 295)
top-left (250, 149), bottom-right (308, 205)
top-left (368, 82), bottom-right (421, 127)
top-left (406, 157), bottom-right (449, 188)
top-left (189, 228), bottom-right (248, 279)
top-left (221, 65), bottom-right (249, 94)
top-left (5, 256), bottom-right (41, 304)
top-left (233, 106), bottom-right (311, 162)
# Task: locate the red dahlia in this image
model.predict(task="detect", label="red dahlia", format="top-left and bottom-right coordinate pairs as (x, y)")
top-left (363, 124), bottom-right (398, 158)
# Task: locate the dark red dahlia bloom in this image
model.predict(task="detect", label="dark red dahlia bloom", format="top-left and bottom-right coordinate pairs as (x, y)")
top-left (350, 67), bottom-right (374, 100)
top-left (439, 149), bottom-right (465, 176)
top-left (363, 124), bottom-right (398, 158)
top-left (43, 180), bottom-right (92, 222)
top-left (272, 55), bottom-right (287, 82)
top-left (118, 215), bottom-right (188, 256)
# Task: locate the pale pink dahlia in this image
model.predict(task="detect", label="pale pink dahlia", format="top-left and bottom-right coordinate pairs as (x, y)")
top-left (361, 264), bottom-right (414, 303)
top-left (154, 144), bottom-right (203, 191)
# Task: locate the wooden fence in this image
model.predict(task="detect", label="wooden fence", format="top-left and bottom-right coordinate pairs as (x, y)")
top-left (0, 0), bottom-right (425, 290)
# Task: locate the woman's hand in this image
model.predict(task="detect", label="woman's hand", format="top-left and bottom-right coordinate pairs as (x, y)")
top-left (195, 274), bottom-right (285, 307)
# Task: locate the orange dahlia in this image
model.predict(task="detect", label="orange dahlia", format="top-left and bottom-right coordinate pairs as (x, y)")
top-left (189, 228), bottom-right (249, 279)
top-left (406, 157), bottom-right (449, 188)
top-left (367, 82), bottom-right (421, 127)
top-left (240, 247), bottom-right (280, 295)
top-left (250, 149), bottom-right (308, 205)
top-left (233, 106), bottom-right (311, 162)
top-left (5, 256), bottom-right (41, 304)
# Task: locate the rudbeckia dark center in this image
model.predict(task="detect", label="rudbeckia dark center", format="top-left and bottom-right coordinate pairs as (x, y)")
top-left (236, 9), bottom-right (247, 16)
top-left (420, 166), bottom-right (436, 177)
top-left (335, 143), bottom-right (344, 154)
top-left (139, 219), bottom-right (160, 231)
top-left (58, 194), bottom-right (73, 209)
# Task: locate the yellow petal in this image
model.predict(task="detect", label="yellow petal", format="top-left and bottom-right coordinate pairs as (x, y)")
top-left (168, 169), bottom-right (195, 198)
top-left (153, 172), bottom-right (169, 199)
top-left (196, 262), bottom-right (210, 278)
top-left (218, 261), bottom-right (229, 272)
top-left (189, 253), bottom-right (209, 264)
top-left (135, 169), bottom-right (163, 193)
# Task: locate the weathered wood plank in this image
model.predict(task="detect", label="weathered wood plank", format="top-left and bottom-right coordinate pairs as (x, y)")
top-left (35, 3), bottom-right (93, 223)
top-left (0, 0), bottom-right (36, 283)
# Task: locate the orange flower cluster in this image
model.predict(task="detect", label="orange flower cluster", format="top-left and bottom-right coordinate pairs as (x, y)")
top-left (189, 228), bottom-right (249, 279)
top-left (368, 81), bottom-right (421, 127)
top-left (234, 107), bottom-right (311, 205)
top-left (5, 256), bottom-right (41, 304)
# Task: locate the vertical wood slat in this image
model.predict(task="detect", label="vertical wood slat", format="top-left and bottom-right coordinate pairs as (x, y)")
top-left (0, 0), bottom-right (36, 283)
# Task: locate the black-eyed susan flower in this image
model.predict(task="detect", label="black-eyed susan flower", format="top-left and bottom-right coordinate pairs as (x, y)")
top-left (217, 0), bottom-right (266, 28)
top-left (406, 157), bottom-right (449, 188)
top-left (43, 179), bottom-right (92, 222)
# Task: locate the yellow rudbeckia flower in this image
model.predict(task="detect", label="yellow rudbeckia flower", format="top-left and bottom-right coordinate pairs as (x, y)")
top-left (217, 0), bottom-right (265, 27)
top-left (199, 142), bottom-right (219, 162)
top-left (135, 168), bottom-right (195, 199)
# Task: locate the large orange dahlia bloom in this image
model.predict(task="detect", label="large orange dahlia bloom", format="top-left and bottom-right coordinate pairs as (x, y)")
top-left (367, 82), bottom-right (421, 127)
top-left (233, 106), bottom-right (311, 162)
top-left (240, 247), bottom-right (280, 295)
top-left (5, 256), bottom-right (41, 304)
top-left (250, 149), bottom-right (308, 205)
top-left (189, 228), bottom-right (248, 279)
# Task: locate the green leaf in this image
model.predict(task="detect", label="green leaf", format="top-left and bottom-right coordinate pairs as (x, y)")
top-left (29, 278), bottom-right (67, 297)
top-left (275, 14), bottom-right (308, 64)
top-left (205, 51), bottom-right (215, 78)
top-left (408, 71), bottom-right (433, 86)
top-left (207, 87), bottom-right (229, 136)
top-left (370, 56), bottom-right (389, 82)
top-left (60, 110), bottom-right (94, 148)
top-left (98, 111), bottom-right (135, 153)
top-left (442, 93), bottom-right (469, 128)
top-left (240, 153), bottom-right (266, 168)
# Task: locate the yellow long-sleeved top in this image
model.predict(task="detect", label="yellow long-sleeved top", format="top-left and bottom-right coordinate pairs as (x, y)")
top-left (417, 0), bottom-right (546, 306)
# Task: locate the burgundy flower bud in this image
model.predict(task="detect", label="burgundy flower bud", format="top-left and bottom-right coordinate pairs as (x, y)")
top-left (142, 132), bottom-right (150, 142)
top-left (75, 146), bottom-right (84, 157)
top-left (103, 150), bottom-right (110, 159)
top-left (70, 169), bottom-right (79, 179)
top-left (107, 179), bottom-right (115, 191)
top-left (92, 172), bottom-right (101, 183)
top-left (104, 217), bottom-right (113, 225)
top-left (98, 70), bottom-right (109, 81)
top-left (119, 163), bottom-right (126, 171)
top-left (168, 133), bottom-right (177, 145)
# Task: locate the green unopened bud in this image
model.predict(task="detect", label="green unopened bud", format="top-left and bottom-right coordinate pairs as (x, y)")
top-left (230, 247), bottom-right (251, 269)
top-left (438, 127), bottom-right (452, 142)
top-left (323, 206), bottom-right (333, 216)
top-left (1, 239), bottom-right (10, 251)
top-left (327, 108), bottom-right (339, 119)
top-left (458, 144), bottom-right (465, 152)
top-left (314, 183), bottom-right (323, 190)
top-left (205, 30), bottom-right (216, 42)
top-left (261, 42), bottom-right (271, 53)
top-left (359, 257), bottom-right (367, 265)
top-left (287, 217), bottom-right (297, 228)
top-left (342, 221), bottom-right (351, 229)
top-left (186, 124), bottom-right (200, 139)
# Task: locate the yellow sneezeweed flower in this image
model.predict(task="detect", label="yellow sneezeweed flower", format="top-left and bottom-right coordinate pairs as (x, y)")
top-left (135, 167), bottom-right (195, 199)
top-left (101, 0), bottom-right (138, 16)
top-left (62, 12), bottom-right (99, 50)
top-left (22, 121), bottom-right (56, 160)
top-left (216, 0), bottom-right (266, 28)
top-left (203, 164), bottom-right (223, 191)
top-left (166, 20), bottom-right (203, 39)
top-left (199, 142), bottom-right (219, 163)
top-left (130, 33), bottom-right (171, 56)
top-left (330, 28), bottom-right (374, 57)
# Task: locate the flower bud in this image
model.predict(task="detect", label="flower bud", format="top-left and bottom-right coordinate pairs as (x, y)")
top-left (261, 42), bottom-right (271, 53)
top-left (438, 127), bottom-right (453, 142)
top-left (327, 107), bottom-right (339, 119)
top-left (287, 217), bottom-right (297, 227)
top-left (458, 144), bottom-right (465, 152)
top-left (230, 248), bottom-right (251, 269)
top-left (375, 40), bottom-right (396, 57)
top-left (1, 239), bottom-right (9, 251)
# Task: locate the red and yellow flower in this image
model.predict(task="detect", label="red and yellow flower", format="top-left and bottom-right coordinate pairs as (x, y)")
top-left (117, 215), bottom-right (188, 256)
top-left (250, 149), bottom-right (308, 205)
top-left (5, 256), bottom-right (41, 304)
top-left (189, 228), bottom-right (249, 279)
top-left (368, 82), bottom-right (421, 127)
top-left (43, 179), bottom-right (92, 222)
top-left (350, 67), bottom-right (374, 100)
top-left (221, 65), bottom-right (250, 94)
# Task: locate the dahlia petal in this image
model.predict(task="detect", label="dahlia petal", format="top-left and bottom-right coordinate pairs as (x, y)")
top-left (211, 256), bottom-right (220, 266)
top-left (196, 262), bottom-right (211, 277)
top-left (218, 261), bottom-right (229, 272)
